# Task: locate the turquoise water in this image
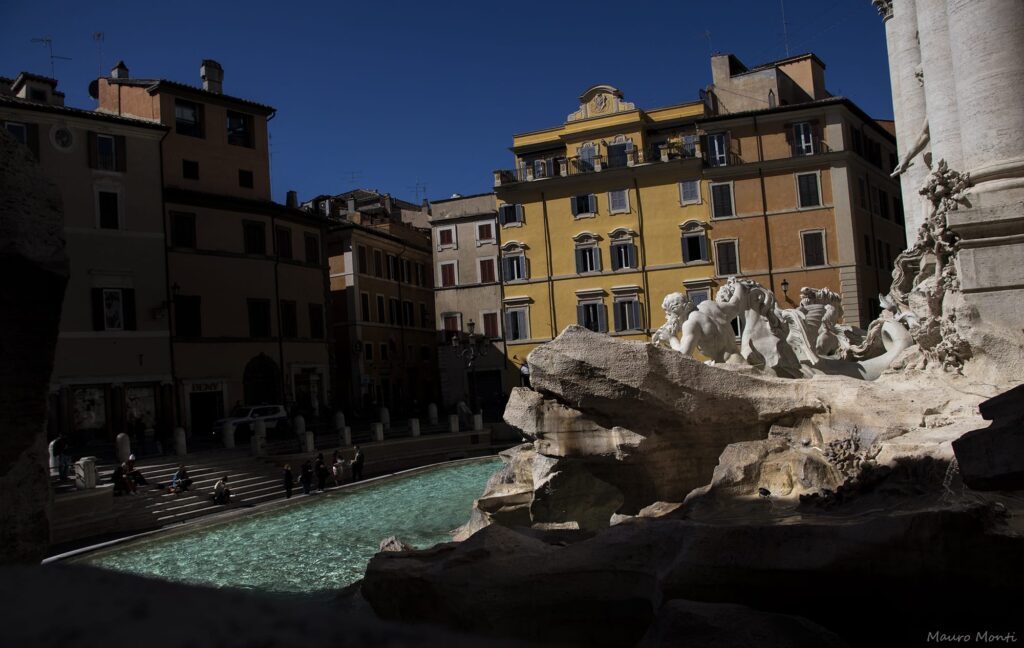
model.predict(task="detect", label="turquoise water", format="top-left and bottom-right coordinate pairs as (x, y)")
top-left (78, 458), bottom-right (499, 594)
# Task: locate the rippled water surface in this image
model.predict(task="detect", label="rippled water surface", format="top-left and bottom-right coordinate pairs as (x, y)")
top-left (79, 458), bottom-right (499, 593)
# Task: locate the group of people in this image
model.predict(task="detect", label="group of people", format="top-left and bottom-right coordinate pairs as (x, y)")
top-left (282, 446), bottom-right (364, 498)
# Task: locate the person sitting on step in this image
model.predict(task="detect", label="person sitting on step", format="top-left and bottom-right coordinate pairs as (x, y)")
top-left (212, 474), bottom-right (231, 505)
top-left (168, 465), bottom-right (193, 494)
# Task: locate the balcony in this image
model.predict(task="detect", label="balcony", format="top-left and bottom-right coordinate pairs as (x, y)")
top-left (494, 144), bottom-right (693, 187)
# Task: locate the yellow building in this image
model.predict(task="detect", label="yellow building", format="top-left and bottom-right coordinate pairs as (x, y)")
top-left (493, 85), bottom-right (712, 363)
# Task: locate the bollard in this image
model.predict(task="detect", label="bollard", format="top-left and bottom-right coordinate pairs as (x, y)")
top-left (409, 418), bottom-right (420, 437)
top-left (251, 419), bottom-right (267, 456)
top-left (222, 421), bottom-right (235, 449)
top-left (427, 403), bottom-right (438, 425)
top-left (174, 427), bottom-right (187, 457)
top-left (343, 426), bottom-right (352, 447)
top-left (379, 407), bottom-right (390, 432)
top-left (473, 413), bottom-right (483, 431)
top-left (334, 411), bottom-right (346, 433)
top-left (75, 457), bottom-right (97, 490)
top-left (372, 422), bottom-right (384, 442)
top-left (448, 414), bottom-right (459, 434)
top-left (294, 414), bottom-right (306, 437)
top-left (303, 430), bottom-right (315, 453)
top-left (115, 432), bottom-right (131, 463)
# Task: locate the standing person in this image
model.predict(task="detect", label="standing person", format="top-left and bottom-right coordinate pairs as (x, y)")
top-left (283, 464), bottom-right (294, 499)
top-left (314, 453), bottom-right (328, 492)
top-left (351, 446), bottom-right (365, 481)
top-left (212, 474), bottom-right (231, 504)
top-left (330, 450), bottom-right (344, 486)
top-left (300, 460), bottom-right (313, 495)
top-left (52, 433), bottom-right (71, 482)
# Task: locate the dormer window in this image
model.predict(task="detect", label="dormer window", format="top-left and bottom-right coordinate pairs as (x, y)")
top-left (29, 88), bottom-right (47, 103)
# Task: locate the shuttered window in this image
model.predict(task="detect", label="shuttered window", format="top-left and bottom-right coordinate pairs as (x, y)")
top-left (613, 299), bottom-right (642, 332)
top-left (610, 242), bottom-right (637, 270)
top-left (802, 230), bottom-right (826, 267)
top-left (681, 233), bottom-right (708, 263)
top-left (715, 240), bottom-right (739, 275)
top-left (577, 302), bottom-right (607, 333)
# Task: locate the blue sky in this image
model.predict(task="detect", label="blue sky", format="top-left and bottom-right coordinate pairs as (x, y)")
top-left (1, 0), bottom-right (892, 204)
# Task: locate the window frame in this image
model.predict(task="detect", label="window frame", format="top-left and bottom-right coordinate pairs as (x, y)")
top-left (476, 220), bottom-right (496, 245)
top-left (246, 298), bottom-right (272, 338)
top-left (275, 226), bottom-right (293, 260)
top-left (800, 229), bottom-right (827, 268)
top-left (436, 225), bottom-right (457, 250)
top-left (707, 132), bottom-right (729, 167)
top-left (243, 220), bottom-right (267, 255)
top-left (714, 238), bottom-right (740, 276)
top-left (477, 256), bottom-right (498, 284)
top-left (576, 299), bottom-right (607, 333)
top-left (95, 187), bottom-right (122, 230)
top-left (174, 99), bottom-right (204, 138)
top-left (226, 111), bottom-right (254, 148)
top-left (608, 189), bottom-right (630, 215)
top-left (182, 159), bottom-right (199, 180)
top-left (438, 260), bottom-right (458, 288)
top-left (280, 300), bottom-right (298, 338)
top-left (570, 193), bottom-right (598, 218)
top-left (480, 310), bottom-right (501, 339)
top-left (504, 306), bottom-right (530, 341)
top-left (360, 291), bottom-right (372, 322)
top-left (796, 171), bottom-right (822, 209)
top-left (709, 181), bottom-right (736, 219)
top-left (173, 294), bottom-right (202, 337)
top-left (96, 134), bottom-right (117, 171)
top-left (170, 211), bottom-right (196, 248)
top-left (575, 244), bottom-right (601, 275)
top-left (376, 294), bottom-right (386, 323)
top-left (498, 203), bottom-right (524, 227)
top-left (304, 233), bottom-right (321, 265)
top-left (613, 296), bottom-right (643, 333)
top-left (793, 121), bottom-right (815, 156)
top-left (502, 253), bottom-right (527, 282)
top-left (681, 230), bottom-right (709, 264)
top-left (679, 180), bottom-right (701, 206)
top-left (238, 169), bottom-right (254, 189)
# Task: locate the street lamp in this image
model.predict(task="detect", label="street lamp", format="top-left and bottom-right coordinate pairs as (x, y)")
top-left (451, 319), bottom-right (489, 414)
top-left (781, 278), bottom-right (790, 299)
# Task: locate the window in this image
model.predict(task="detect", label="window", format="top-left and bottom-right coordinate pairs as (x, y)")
top-left (361, 292), bottom-right (371, 322)
top-left (416, 263), bottom-right (426, 286)
top-left (247, 299), bottom-right (272, 337)
top-left (440, 261), bottom-right (457, 287)
top-left (681, 232), bottom-right (708, 263)
top-left (402, 301), bottom-right (414, 327)
top-left (878, 189), bottom-right (890, 220)
top-left (442, 313), bottom-right (461, 341)
top-left (715, 240), bottom-right (739, 275)
top-left (577, 301), bottom-right (607, 333)
top-left (388, 298), bottom-right (400, 325)
top-left (482, 312), bottom-right (500, 339)
top-left (679, 180), bottom-right (700, 205)
top-left (499, 204), bottom-right (523, 226)
top-left (420, 303), bottom-right (430, 328)
top-left (4, 121), bottom-right (27, 144)
top-left (864, 234), bottom-right (873, 266)
top-left (97, 191), bottom-right (119, 229)
top-left (275, 226), bottom-right (293, 259)
top-left (852, 129), bottom-right (863, 156)
top-left (477, 222), bottom-right (495, 244)
top-left (376, 295), bottom-right (386, 323)
top-left (239, 169), bottom-right (254, 189)
top-left (730, 315), bottom-right (746, 338)
top-left (478, 258), bottom-right (497, 284)
top-left (357, 246), bottom-right (368, 274)
top-left (797, 173), bottom-right (821, 208)
top-left (894, 196), bottom-right (905, 226)
top-left (710, 183), bottom-right (734, 218)
top-left (280, 300), bottom-right (298, 338)
top-left (505, 308), bottom-right (528, 341)
top-left (575, 246), bottom-right (601, 274)
top-left (175, 99), bottom-right (203, 137)
top-left (606, 140), bottom-right (633, 168)
top-left (364, 343), bottom-right (374, 362)
top-left (373, 250), bottom-right (383, 277)
top-left (614, 299), bottom-right (642, 332)
top-left (226, 111), bottom-right (254, 147)
top-left (570, 194), bottom-right (597, 217)
top-left (170, 212), bottom-right (196, 248)
top-left (174, 295), bottom-right (201, 337)
top-left (858, 178), bottom-right (867, 209)
top-left (97, 135), bottom-right (116, 170)
top-left (437, 226), bottom-right (456, 249)
top-left (578, 143), bottom-right (597, 172)
top-left (380, 343), bottom-right (389, 362)
top-left (243, 221), bottom-right (266, 255)
top-left (793, 122), bottom-right (814, 155)
top-left (610, 241), bottom-right (637, 270)
top-left (502, 254), bottom-right (527, 281)
top-left (183, 159), bottom-right (199, 180)
top-left (877, 239), bottom-right (885, 271)
top-left (708, 132), bottom-right (728, 167)
top-left (92, 288), bottom-right (136, 331)
top-left (305, 233), bottom-right (320, 264)
top-left (802, 230), bottom-right (826, 267)
top-left (608, 189), bottom-right (629, 214)
top-left (386, 254), bottom-right (397, 280)
top-left (687, 289), bottom-right (709, 305)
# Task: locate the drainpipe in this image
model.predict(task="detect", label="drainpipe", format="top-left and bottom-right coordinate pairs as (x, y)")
top-left (541, 191), bottom-right (556, 338)
top-left (632, 178), bottom-right (652, 334)
top-left (156, 128), bottom-right (180, 430)
top-left (753, 114), bottom-right (776, 293)
top-left (271, 212), bottom-right (286, 407)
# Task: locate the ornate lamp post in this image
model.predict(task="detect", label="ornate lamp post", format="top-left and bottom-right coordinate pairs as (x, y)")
top-left (451, 319), bottom-right (489, 414)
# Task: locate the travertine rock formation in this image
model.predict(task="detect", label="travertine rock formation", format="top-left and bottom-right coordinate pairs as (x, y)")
top-left (0, 130), bottom-right (68, 564)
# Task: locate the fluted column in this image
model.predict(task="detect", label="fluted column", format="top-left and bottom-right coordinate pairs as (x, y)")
top-left (915, 0), bottom-right (963, 173)
top-left (946, 0), bottom-right (1024, 201)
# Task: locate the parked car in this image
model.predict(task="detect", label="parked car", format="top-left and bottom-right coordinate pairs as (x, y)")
top-left (214, 405), bottom-right (290, 441)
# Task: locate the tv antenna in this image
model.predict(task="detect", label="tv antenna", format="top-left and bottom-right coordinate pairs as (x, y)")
top-left (780, 0), bottom-right (791, 57)
top-left (93, 32), bottom-right (105, 77)
top-left (408, 179), bottom-right (428, 203)
top-left (702, 29), bottom-right (713, 56)
top-left (343, 170), bottom-right (362, 187)
top-left (30, 36), bottom-right (71, 78)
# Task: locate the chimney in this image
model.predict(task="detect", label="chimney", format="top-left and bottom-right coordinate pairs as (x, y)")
top-left (347, 197), bottom-right (356, 213)
top-left (200, 59), bottom-right (223, 94)
top-left (111, 61), bottom-right (129, 80)
top-left (286, 190), bottom-right (298, 208)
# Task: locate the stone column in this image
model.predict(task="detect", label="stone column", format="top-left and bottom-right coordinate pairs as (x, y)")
top-left (173, 427), bottom-right (187, 457)
top-left (945, 0), bottom-right (1024, 200)
top-left (915, 0), bottom-right (963, 172)
top-left (874, 0), bottom-right (930, 240)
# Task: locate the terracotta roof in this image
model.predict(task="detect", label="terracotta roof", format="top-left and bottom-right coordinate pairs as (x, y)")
top-left (0, 95), bottom-right (168, 130)
top-left (107, 77), bottom-right (275, 114)
top-left (698, 96), bottom-right (896, 143)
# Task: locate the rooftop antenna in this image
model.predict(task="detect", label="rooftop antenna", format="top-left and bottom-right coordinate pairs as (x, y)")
top-left (344, 170), bottom-right (362, 187)
top-left (408, 179), bottom-right (427, 203)
top-left (92, 32), bottom-right (104, 78)
top-left (30, 36), bottom-right (71, 78)
top-left (703, 29), bottom-right (713, 56)
top-left (780, 0), bottom-right (791, 57)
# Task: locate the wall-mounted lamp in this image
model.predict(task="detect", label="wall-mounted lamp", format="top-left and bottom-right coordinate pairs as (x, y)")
top-left (781, 278), bottom-right (790, 297)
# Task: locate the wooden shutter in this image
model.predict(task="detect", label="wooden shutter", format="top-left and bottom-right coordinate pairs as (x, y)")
top-left (627, 243), bottom-right (637, 268)
top-left (588, 194), bottom-right (597, 214)
top-left (610, 245), bottom-right (620, 271)
top-left (570, 197), bottom-right (579, 216)
top-left (498, 206), bottom-right (507, 225)
top-left (593, 248), bottom-right (602, 272)
top-left (26, 123), bottom-right (39, 159)
top-left (631, 301), bottom-right (641, 330)
top-left (597, 305), bottom-right (608, 333)
top-left (87, 131), bottom-right (98, 169)
top-left (91, 288), bottom-right (105, 330)
top-left (699, 235), bottom-right (708, 261)
top-left (574, 249), bottom-right (584, 274)
top-left (613, 302), bottom-right (622, 332)
top-left (122, 289), bottom-right (137, 330)
top-left (576, 304), bottom-right (586, 327)
top-left (115, 135), bottom-right (127, 171)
